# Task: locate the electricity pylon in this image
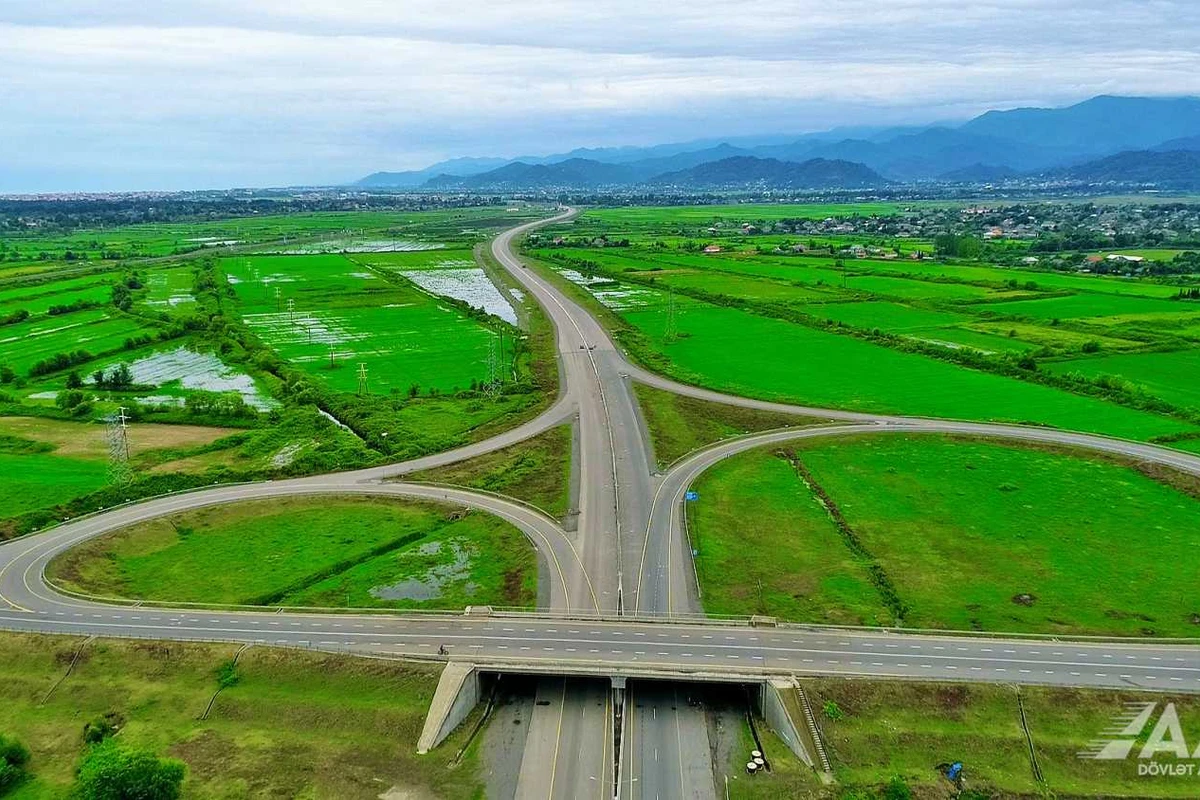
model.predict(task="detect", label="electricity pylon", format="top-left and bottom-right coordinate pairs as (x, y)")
top-left (105, 406), bottom-right (132, 486)
top-left (357, 363), bottom-right (368, 396)
top-left (484, 335), bottom-right (501, 400)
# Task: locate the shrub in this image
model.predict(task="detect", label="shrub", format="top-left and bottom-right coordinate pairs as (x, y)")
top-left (215, 659), bottom-right (240, 689)
top-left (880, 776), bottom-right (912, 800)
top-left (74, 742), bottom-right (185, 800)
top-left (0, 734), bottom-right (31, 794)
top-left (822, 700), bottom-right (845, 721)
top-left (56, 390), bottom-right (85, 410)
top-left (82, 712), bottom-right (122, 745)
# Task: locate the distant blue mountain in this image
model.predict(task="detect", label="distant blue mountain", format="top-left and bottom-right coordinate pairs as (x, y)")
top-left (962, 95), bottom-right (1200, 155)
top-left (355, 95), bottom-right (1200, 188)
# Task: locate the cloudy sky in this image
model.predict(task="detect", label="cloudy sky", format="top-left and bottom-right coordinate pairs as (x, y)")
top-left (4, 1), bottom-right (1200, 192)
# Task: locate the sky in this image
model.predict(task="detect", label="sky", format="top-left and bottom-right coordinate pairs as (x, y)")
top-left (4, 1), bottom-right (1200, 192)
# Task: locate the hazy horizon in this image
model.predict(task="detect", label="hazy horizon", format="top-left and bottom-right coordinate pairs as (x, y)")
top-left (5, 1), bottom-right (1200, 193)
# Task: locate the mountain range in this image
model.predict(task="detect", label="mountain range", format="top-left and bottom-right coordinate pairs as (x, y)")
top-left (356, 96), bottom-right (1200, 190)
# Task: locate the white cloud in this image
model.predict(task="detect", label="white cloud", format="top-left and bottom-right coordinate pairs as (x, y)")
top-left (2, 2), bottom-right (1200, 190)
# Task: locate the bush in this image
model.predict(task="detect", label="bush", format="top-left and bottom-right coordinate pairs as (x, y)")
top-left (822, 700), bottom-right (845, 721)
top-left (82, 712), bottom-right (122, 745)
top-left (880, 776), bottom-right (912, 800)
top-left (56, 390), bottom-right (85, 410)
top-left (0, 734), bottom-right (31, 794)
top-left (215, 659), bottom-right (240, 689)
top-left (74, 742), bottom-right (184, 800)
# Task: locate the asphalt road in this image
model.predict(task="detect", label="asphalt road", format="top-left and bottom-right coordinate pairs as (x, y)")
top-left (5, 207), bottom-right (1200, 798)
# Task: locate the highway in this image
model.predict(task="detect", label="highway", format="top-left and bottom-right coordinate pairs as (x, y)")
top-left (3, 207), bottom-right (1200, 798)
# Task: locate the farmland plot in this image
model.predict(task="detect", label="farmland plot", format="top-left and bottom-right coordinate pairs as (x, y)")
top-left (225, 254), bottom-right (502, 395)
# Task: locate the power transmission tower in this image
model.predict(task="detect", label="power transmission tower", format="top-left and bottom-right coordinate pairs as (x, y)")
top-left (328, 342), bottom-right (337, 370)
top-left (484, 335), bottom-right (501, 400)
top-left (105, 406), bottom-right (132, 486)
top-left (356, 363), bottom-right (368, 396)
top-left (286, 298), bottom-right (295, 324)
top-left (274, 286), bottom-right (282, 313)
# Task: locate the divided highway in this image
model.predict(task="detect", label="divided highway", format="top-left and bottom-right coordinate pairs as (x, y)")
top-left (3, 207), bottom-right (1200, 799)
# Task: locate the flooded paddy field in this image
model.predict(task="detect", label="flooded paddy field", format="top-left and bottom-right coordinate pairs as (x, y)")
top-left (224, 253), bottom-right (508, 395)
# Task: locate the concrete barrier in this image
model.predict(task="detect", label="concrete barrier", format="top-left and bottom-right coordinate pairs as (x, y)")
top-left (759, 678), bottom-right (813, 767)
top-left (417, 662), bottom-right (480, 754)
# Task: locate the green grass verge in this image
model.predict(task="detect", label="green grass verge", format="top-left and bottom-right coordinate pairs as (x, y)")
top-left (0, 633), bottom-right (485, 799)
top-left (47, 495), bottom-right (537, 609)
top-left (633, 382), bottom-right (828, 469)
top-left (407, 424), bottom-right (572, 519)
top-left (807, 678), bottom-right (1200, 798)
top-left (691, 434), bottom-right (1200, 636)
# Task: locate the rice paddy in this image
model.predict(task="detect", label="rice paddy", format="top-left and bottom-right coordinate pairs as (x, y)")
top-left (225, 254), bottom-right (505, 395)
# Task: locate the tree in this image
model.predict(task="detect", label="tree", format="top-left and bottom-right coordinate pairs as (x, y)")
top-left (56, 390), bottom-right (85, 410)
top-left (65, 371), bottom-right (83, 389)
top-left (109, 364), bottom-right (133, 389)
top-left (111, 284), bottom-right (132, 312)
top-left (0, 366), bottom-right (13, 385)
top-left (73, 742), bottom-right (184, 800)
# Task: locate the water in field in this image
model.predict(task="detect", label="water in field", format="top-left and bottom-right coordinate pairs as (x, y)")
top-left (273, 239), bottom-right (445, 255)
top-left (369, 540), bottom-right (474, 601)
top-left (117, 347), bottom-right (276, 410)
top-left (144, 270), bottom-right (195, 307)
top-left (398, 263), bottom-right (518, 324)
top-left (558, 268), bottom-right (659, 311)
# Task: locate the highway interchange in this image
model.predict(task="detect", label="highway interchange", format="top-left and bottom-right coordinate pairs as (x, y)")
top-left (3, 208), bottom-right (1200, 797)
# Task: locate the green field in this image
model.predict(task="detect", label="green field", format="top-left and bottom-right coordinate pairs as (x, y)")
top-left (47, 495), bottom-right (538, 609)
top-left (980, 292), bottom-right (1191, 321)
top-left (0, 633), bottom-right (484, 799)
top-left (1047, 349), bottom-right (1200, 411)
top-left (0, 206), bottom-right (544, 267)
top-left (805, 679), bottom-right (1200, 798)
top-left (799, 300), bottom-right (970, 331)
top-left (226, 253), bottom-right (504, 395)
top-left (690, 435), bottom-right (1200, 636)
top-left (634, 382), bottom-right (827, 468)
top-left (409, 424), bottom-right (573, 519)
top-left (618, 293), bottom-right (1193, 440)
top-left (0, 416), bottom-right (251, 525)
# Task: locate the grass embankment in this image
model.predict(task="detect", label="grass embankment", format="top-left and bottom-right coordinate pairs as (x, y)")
top-left (407, 424), bottom-right (572, 519)
top-left (806, 679), bottom-right (1200, 798)
top-left (0, 633), bottom-right (485, 799)
top-left (690, 434), bottom-right (1200, 637)
top-left (632, 382), bottom-right (827, 468)
top-left (48, 495), bottom-right (537, 609)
